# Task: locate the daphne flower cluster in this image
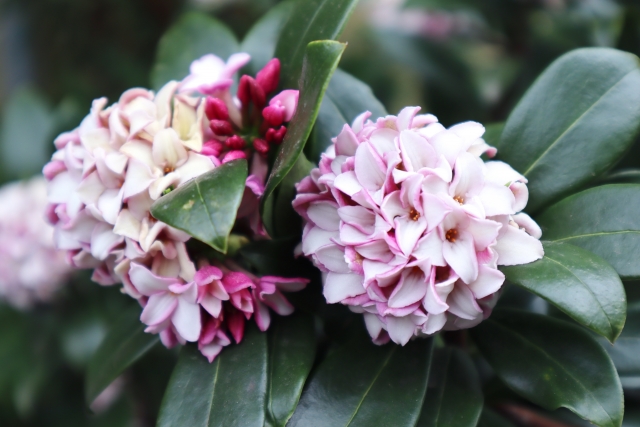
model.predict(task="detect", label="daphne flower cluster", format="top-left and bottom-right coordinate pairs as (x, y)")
top-left (0, 177), bottom-right (72, 308)
top-left (293, 107), bottom-right (543, 345)
top-left (44, 52), bottom-right (306, 361)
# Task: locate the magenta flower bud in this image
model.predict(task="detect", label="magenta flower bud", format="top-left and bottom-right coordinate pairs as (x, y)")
top-left (266, 125), bottom-right (287, 145)
top-left (256, 58), bottom-right (281, 94)
top-left (253, 138), bottom-right (270, 155)
top-left (210, 119), bottom-right (234, 136)
top-left (238, 75), bottom-right (266, 109)
top-left (222, 150), bottom-right (247, 163)
top-left (262, 105), bottom-right (285, 127)
top-left (201, 140), bottom-right (224, 157)
top-left (205, 97), bottom-right (229, 121)
top-left (225, 135), bottom-right (246, 150)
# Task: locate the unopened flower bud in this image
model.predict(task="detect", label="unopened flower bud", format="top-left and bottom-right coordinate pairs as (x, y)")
top-left (266, 126), bottom-right (287, 145)
top-left (201, 140), bottom-right (224, 157)
top-left (225, 135), bottom-right (246, 150)
top-left (205, 97), bottom-right (229, 120)
top-left (238, 75), bottom-right (266, 109)
top-left (253, 138), bottom-right (270, 155)
top-left (210, 119), bottom-right (234, 136)
top-left (256, 58), bottom-right (280, 94)
top-left (262, 105), bottom-right (285, 127)
top-left (222, 150), bottom-right (247, 163)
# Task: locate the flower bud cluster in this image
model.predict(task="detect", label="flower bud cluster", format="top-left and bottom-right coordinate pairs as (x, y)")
top-left (44, 52), bottom-right (305, 361)
top-left (0, 177), bottom-right (72, 308)
top-left (294, 107), bottom-right (543, 345)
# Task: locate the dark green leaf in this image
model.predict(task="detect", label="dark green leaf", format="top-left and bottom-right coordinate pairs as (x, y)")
top-left (151, 160), bottom-right (248, 253)
top-left (265, 313), bottom-right (316, 427)
top-left (157, 324), bottom-right (268, 427)
top-left (471, 309), bottom-right (623, 427)
top-left (241, 0), bottom-right (294, 76)
top-left (308, 69), bottom-right (387, 162)
top-left (598, 301), bottom-right (640, 389)
top-left (85, 308), bottom-right (159, 406)
top-left (271, 153), bottom-right (315, 238)
top-left (602, 169), bottom-right (640, 185)
top-left (275, 0), bottom-right (358, 88)
top-left (477, 408), bottom-right (516, 427)
top-left (482, 122), bottom-right (504, 153)
top-left (501, 241), bottom-right (626, 342)
top-left (498, 48), bottom-right (640, 213)
top-left (537, 184), bottom-right (640, 279)
top-left (261, 41), bottom-right (346, 236)
top-left (288, 335), bottom-right (433, 427)
top-left (1, 86), bottom-right (56, 179)
top-left (416, 348), bottom-right (483, 427)
top-left (151, 12), bottom-right (239, 90)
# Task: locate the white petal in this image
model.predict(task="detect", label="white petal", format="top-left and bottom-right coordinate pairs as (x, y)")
top-left (443, 233), bottom-right (478, 284)
top-left (494, 225), bottom-right (544, 266)
top-left (307, 202), bottom-right (340, 231)
top-left (386, 316), bottom-right (416, 345)
top-left (413, 231), bottom-right (445, 266)
top-left (323, 272), bottom-right (366, 303)
top-left (447, 283), bottom-right (482, 320)
top-left (172, 297), bottom-right (201, 342)
top-left (468, 265), bottom-right (505, 299)
top-left (129, 262), bottom-right (174, 295)
top-left (478, 182), bottom-right (516, 216)
top-left (395, 216), bottom-right (427, 256)
top-left (399, 130), bottom-right (436, 172)
top-left (388, 269), bottom-right (428, 308)
top-left (315, 245), bottom-right (350, 273)
top-left (141, 293), bottom-right (177, 326)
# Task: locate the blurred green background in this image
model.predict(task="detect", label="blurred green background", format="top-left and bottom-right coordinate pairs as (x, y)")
top-left (0, 0), bottom-right (639, 425)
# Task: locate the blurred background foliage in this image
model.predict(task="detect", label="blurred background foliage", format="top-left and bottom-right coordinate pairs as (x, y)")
top-left (1, 0), bottom-right (640, 425)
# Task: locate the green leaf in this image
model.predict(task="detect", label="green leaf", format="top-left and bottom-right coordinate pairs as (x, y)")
top-left (501, 241), bottom-right (626, 343)
top-left (85, 308), bottom-right (159, 406)
top-left (598, 301), bottom-right (640, 389)
top-left (157, 324), bottom-right (268, 427)
top-left (482, 122), bottom-right (504, 153)
top-left (288, 335), bottom-right (434, 426)
top-left (471, 309), bottom-right (623, 427)
top-left (308, 69), bottom-right (387, 162)
top-left (416, 348), bottom-right (483, 427)
top-left (261, 41), bottom-right (346, 236)
top-left (151, 12), bottom-right (239, 91)
top-left (274, 0), bottom-right (358, 88)
top-left (537, 184), bottom-right (640, 279)
top-left (150, 160), bottom-right (248, 254)
top-left (1, 86), bottom-right (56, 179)
top-left (265, 313), bottom-right (316, 427)
top-left (271, 153), bottom-right (315, 238)
top-left (602, 169), bottom-right (640, 185)
top-left (477, 408), bottom-right (516, 427)
top-left (498, 48), bottom-right (640, 213)
top-left (241, 0), bottom-right (294, 76)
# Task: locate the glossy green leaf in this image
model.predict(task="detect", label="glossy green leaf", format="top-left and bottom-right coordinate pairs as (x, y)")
top-left (265, 313), bottom-right (316, 427)
top-left (261, 41), bottom-right (346, 235)
top-left (85, 308), bottom-right (159, 406)
top-left (537, 184), bottom-right (640, 279)
top-left (157, 324), bottom-right (268, 427)
top-left (151, 12), bottom-right (239, 90)
top-left (598, 301), bottom-right (640, 389)
top-left (274, 0), bottom-right (359, 88)
top-left (416, 348), bottom-right (483, 427)
top-left (501, 241), bottom-right (626, 342)
top-left (498, 48), bottom-right (640, 213)
top-left (1, 86), bottom-right (56, 179)
top-left (241, 0), bottom-right (293, 76)
top-left (288, 335), bottom-right (433, 427)
top-left (471, 309), bottom-right (623, 427)
top-left (309, 69), bottom-right (387, 162)
top-left (150, 160), bottom-right (248, 253)
top-left (482, 122), bottom-right (504, 153)
top-left (271, 153), bottom-right (315, 238)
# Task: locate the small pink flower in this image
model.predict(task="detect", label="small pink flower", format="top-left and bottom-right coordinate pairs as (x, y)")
top-left (179, 53), bottom-right (251, 95)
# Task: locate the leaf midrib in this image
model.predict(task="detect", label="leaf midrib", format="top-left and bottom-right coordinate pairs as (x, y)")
top-left (487, 319), bottom-right (616, 426)
top-left (522, 68), bottom-right (637, 176)
top-left (284, 0), bottom-right (329, 79)
top-left (432, 350), bottom-right (453, 426)
top-left (344, 347), bottom-right (396, 426)
top-left (550, 230), bottom-right (640, 242)
top-left (205, 357), bottom-right (221, 427)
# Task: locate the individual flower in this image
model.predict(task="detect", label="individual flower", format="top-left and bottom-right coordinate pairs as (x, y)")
top-left (0, 177), bottom-right (72, 308)
top-left (44, 51), bottom-right (304, 362)
top-left (293, 107), bottom-right (543, 345)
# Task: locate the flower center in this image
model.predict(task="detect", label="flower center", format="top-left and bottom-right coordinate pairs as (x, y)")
top-left (409, 208), bottom-right (420, 221)
top-left (354, 252), bottom-right (364, 265)
top-left (445, 228), bottom-right (459, 243)
top-left (164, 166), bottom-right (175, 174)
top-left (453, 195), bottom-right (464, 205)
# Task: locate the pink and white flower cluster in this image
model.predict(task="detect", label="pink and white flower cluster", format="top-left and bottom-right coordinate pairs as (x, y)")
top-left (0, 177), bottom-right (71, 308)
top-left (44, 52), bottom-right (305, 361)
top-left (293, 107), bottom-right (543, 345)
